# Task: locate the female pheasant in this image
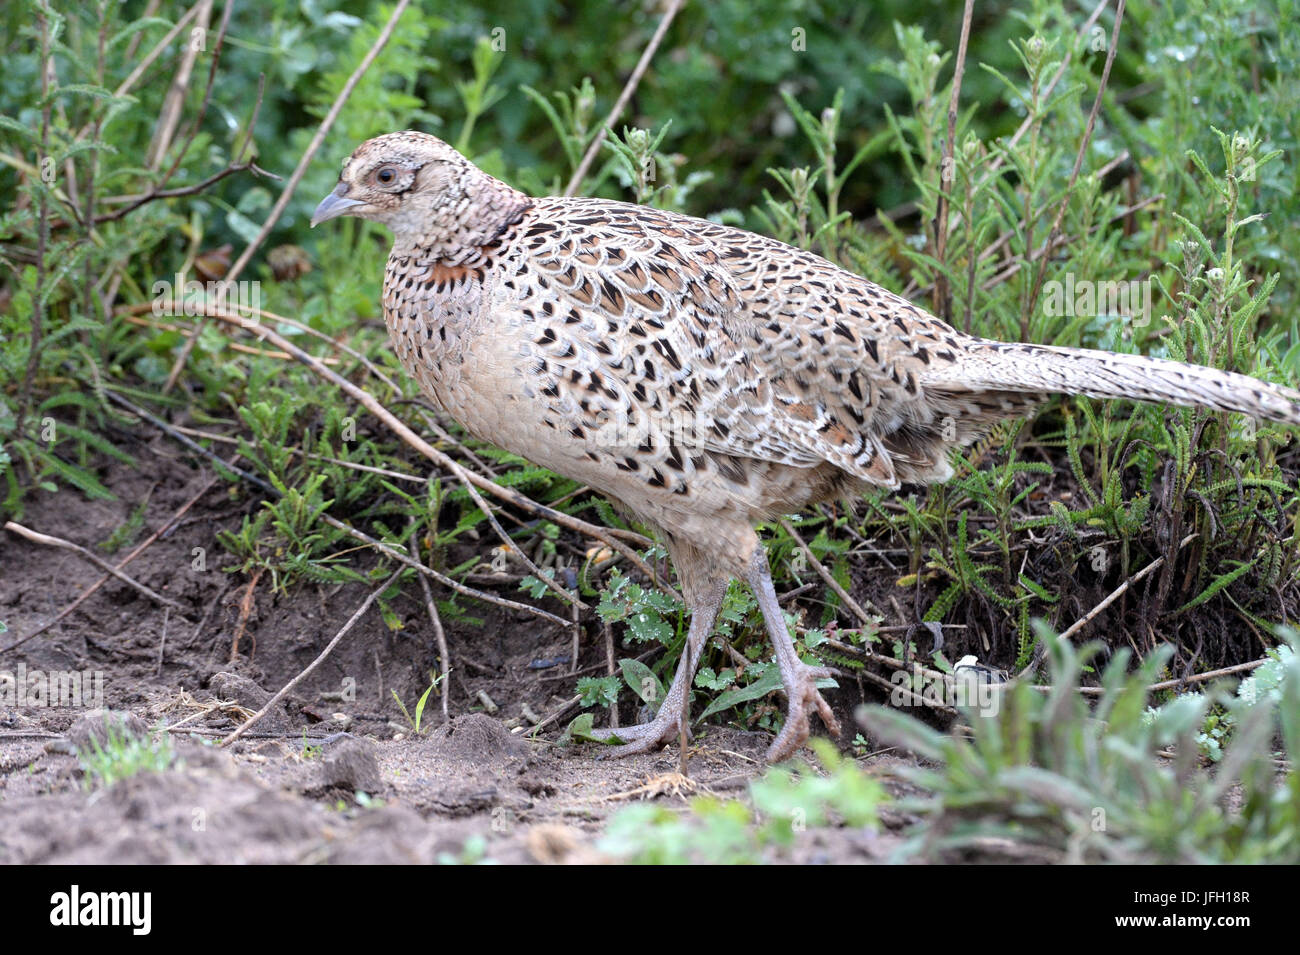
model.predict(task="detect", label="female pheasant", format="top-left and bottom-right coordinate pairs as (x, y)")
top-left (312, 131), bottom-right (1300, 762)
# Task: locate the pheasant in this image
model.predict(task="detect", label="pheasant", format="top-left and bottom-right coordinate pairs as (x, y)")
top-left (312, 131), bottom-right (1300, 762)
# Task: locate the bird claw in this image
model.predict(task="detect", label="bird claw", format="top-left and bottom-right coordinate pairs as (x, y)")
top-left (589, 713), bottom-right (689, 758)
top-left (766, 663), bottom-right (842, 763)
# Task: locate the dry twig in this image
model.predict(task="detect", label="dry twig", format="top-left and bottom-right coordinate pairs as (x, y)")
top-left (3, 521), bottom-right (185, 613)
top-left (221, 569), bottom-right (403, 745)
top-left (162, 0), bottom-right (415, 392)
top-left (563, 0), bottom-right (685, 196)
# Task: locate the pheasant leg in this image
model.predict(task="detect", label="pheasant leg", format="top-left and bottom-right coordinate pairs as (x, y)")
top-left (745, 548), bottom-right (841, 762)
top-left (591, 578), bottom-right (728, 755)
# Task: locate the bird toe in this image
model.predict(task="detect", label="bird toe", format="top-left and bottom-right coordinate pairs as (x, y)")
top-left (588, 713), bottom-right (686, 757)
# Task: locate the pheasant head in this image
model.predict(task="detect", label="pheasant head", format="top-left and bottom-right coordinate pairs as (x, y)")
top-left (310, 131), bottom-right (531, 263)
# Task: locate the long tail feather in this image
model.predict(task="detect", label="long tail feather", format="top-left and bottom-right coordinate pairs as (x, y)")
top-left (928, 341), bottom-right (1300, 426)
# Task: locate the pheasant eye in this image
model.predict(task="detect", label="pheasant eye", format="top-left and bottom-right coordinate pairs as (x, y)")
top-left (375, 166), bottom-right (398, 186)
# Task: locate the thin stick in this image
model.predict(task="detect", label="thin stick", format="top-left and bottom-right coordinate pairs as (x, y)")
top-left (117, 301), bottom-right (393, 389)
top-left (858, 665), bottom-right (958, 715)
top-left (563, 0), bottom-right (684, 196)
top-left (432, 458), bottom-right (588, 611)
top-left (1025, 0), bottom-right (1126, 320)
top-left (930, 0), bottom-right (975, 322)
top-left (779, 518), bottom-right (877, 627)
top-left (221, 569), bottom-right (403, 745)
top-left (145, 0), bottom-right (212, 169)
top-left (0, 468), bottom-right (222, 654)
top-left (1059, 532), bottom-right (1194, 644)
top-left (4, 521), bottom-right (184, 612)
top-left (1029, 657), bottom-right (1269, 696)
top-left (522, 693), bottom-right (583, 735)
top-left (139, 420), bottom-right (430, 487)
top-left (122, 314), bottom-right (341, 363)
top-left (229, 566), bottom-right (263, 661)
top-left (86, 152), bottom-right (270, 226)
top-left (981, 0), bottom-right (1113, 183)
top-left (409, 530), bottom-right (451, 722)
top-left (163, 699), bottom-right (251, 732)
top-left (155, 0), bottom-right (234, 185)
top-left (103, 389), bottom-right (277, 493)
top-left (76, 2), bottom-right (205, 140)
top-left (317, 513), bottom-right (568, 625)
top-left (1020, 532), bottom-right (1197, 677)
top-left (163, 0), bottom-right (414, 392)
top-left (977, 194), bottom-right (1163, 291)
top-left (570, 596), bottom-right (581, 675)
top-left (814, 633), bottom-right (950, 685)
top-left (603, 621), bottom-right (619, 730)
top-left (123, 0), bottom-right (163, 59)
top-left (1145, 658), bottom-right (1267, 692)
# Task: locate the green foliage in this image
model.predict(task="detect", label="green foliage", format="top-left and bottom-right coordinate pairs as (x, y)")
top-left (391, 672), bottom-right (443, 735)
top-left (619, 657), bottom-right (665, 708)
top-left (217, 470), bottom-right (367, 593)
top-left (779, 5), bottom-right (1300, 663)
top-left (597, 740), bottom-right (884, 864)
top-left (595, 568), bottom-right (683, 646)
top-left (97, 493), bottom-right (149, 554)
top-left (575, 673), bottom-right (621, 709)
top-left (859, 628), bottom-right (1300, 863)
top-left (436, 833), bottom-right (494, 865)
top-left (600, 798), bottom-right (760, 865)
top-left (603, 122), bottom-right (676, 207)
top-left (696, 663), bottom-right (781, 722)
top-left (78, 724), bottom-right (177, 791)
top-left (1146, 637), bottom-right (1297, 761)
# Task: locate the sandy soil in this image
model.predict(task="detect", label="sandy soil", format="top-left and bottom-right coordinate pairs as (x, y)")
top-left (0, 436), bottom-right (907, 864)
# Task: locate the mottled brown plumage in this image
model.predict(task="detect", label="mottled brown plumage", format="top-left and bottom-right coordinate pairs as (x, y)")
top-left (313, 131), bottom-right (1300, 761)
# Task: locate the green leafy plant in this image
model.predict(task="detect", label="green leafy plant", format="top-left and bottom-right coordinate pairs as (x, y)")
top-left (859, 627), bottom-right (1300, 863)
top-left (391, 672), bottom-right (443, 735)
top-left (597, 739), bottom-right (884, 864)
top-left (78, 725), bottom-right (177, 790)
top-left (1147, 638), bottom-right (1297, 761)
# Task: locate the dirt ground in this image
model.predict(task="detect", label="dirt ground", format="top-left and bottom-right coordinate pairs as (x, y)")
top-left (0, 434), bottom-right (911, 864)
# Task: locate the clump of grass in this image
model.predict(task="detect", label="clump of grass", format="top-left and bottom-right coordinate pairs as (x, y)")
top-left (78, 725), bottom-right (177, 791)
top-left (391, 672), bottom-right (443, 735)
top-left (858, 628), bottom-right (1300, 863)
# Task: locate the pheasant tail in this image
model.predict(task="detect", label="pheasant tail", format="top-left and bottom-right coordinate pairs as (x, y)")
top-left (932, 341), bottom-right (1300, 426)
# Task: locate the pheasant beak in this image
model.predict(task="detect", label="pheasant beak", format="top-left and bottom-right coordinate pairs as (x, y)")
top-left (310, 184), bottom-right (367, 226)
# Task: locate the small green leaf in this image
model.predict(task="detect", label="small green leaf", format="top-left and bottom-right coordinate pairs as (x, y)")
top-left (563, 712), bottom-right (599, 743)
top-left (698, 666), bottom-right (782, 722)
top-left (620, 658), bottom-right (664, 707)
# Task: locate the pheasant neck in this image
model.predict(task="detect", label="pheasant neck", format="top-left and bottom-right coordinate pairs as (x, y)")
top-left (393, 175), bottom-right (533, 267)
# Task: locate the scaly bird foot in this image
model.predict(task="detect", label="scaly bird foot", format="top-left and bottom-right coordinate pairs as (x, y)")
top-left (589, 711), bottom-right (690, 758)
top-left (766, 663), bottom-right (842, 763)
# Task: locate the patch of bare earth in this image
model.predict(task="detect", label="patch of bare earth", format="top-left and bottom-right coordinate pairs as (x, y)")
top-left (0, 445), bottom-right (905, 864)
